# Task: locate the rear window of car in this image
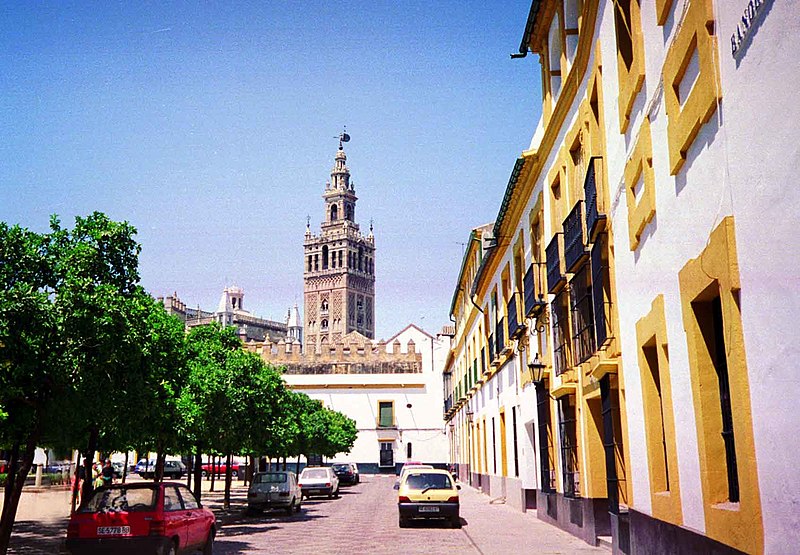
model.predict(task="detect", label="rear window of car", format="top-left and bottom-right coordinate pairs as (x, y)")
top-left (301, 468), bottom-right (328, 479)
top-left (254, 473), bottom-right (288, 484)
top-left (405, 473), bottom-right (453, 490)
top-left (80, 487), bottom-right (157, 513)
top-left (331, 464), bottom-right (350, 471)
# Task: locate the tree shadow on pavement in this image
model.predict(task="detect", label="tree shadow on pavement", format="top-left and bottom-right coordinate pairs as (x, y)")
top-left (8, 518), bottom-right (68, 554)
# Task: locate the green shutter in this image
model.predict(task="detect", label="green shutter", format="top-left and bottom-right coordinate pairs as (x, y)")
top-left (379, 402), bottom-right (393, 427)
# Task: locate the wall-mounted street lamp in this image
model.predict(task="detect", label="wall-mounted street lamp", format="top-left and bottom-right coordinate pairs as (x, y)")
top-left (527, 353), bottom-right (547, 384)
top-left (465, 409), bottom-right (474, 424)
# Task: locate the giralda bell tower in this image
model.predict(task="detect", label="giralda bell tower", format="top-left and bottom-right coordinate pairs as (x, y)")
top-left (303, 131), bottom-right (375, 352)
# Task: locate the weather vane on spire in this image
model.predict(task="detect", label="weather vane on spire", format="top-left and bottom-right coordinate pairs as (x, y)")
top-left (338, 126), bottom-right (350, 149)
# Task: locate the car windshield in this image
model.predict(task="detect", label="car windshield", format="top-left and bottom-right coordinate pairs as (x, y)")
top-left (301, 468), bottom-right (328, 479)
top-left (254, 473), bottom-right (287, 484)
top-left (405, 473), bottom-right (453, 491)
top-left (80, 487), bottom-right (157, 513)
top-left (331, 464), bottom-right (350, 471)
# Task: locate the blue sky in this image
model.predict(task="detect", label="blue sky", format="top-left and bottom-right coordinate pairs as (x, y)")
top-left (0, 1), bottom-right (542, 339)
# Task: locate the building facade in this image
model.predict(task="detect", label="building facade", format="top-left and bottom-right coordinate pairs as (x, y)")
top-left (445, 1), bottom-right (800, 554)
top-left (303, 135), bottom-right (376, 350)
top-left (160, 287), bottom-right (291, 343)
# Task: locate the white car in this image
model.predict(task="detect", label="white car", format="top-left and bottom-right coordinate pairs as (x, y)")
top-left (298, 466), bottom-right (340, 499)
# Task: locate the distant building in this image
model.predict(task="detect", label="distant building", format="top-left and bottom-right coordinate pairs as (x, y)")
top-left (303, 135), bottom-right (376, 350)
top-left (159, 287), bottom-right (292, 343)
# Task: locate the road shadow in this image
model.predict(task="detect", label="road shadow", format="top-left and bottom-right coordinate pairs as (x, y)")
top-left (8, 518), bottom-right (68, 554)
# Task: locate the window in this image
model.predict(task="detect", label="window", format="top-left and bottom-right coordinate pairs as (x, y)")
top-left (678, 216), bottom-right (761, 553)
top-left (613, 0), bottom-right (645, 132)
top-left (512, 406), bottom-right (519, 478)
top-left (636, 294), bottom-right (681, 524)
top-left (330, 204), bottom-right (338, 221)
top-left (314, 254), bottom-right (319, 271)
top-left (378, 401), bottom-right (394, 428)
top-left (537, 384), bottom-right (554, 492)
top-left (551, 291), bottom-right (571, 376)
top-left (307, 255), bottom-right (312, 272)
top-left (662, 0), bottom-right (720, 174)
top-left (624, 117), bottom-right (656, 251)
top-left (559, 396), bottom-right (579, 497)
top-left (322, 246), bottom-right (329, 270)
top-left (178, 486), bottom-right (199, 510)
top-left (321, 319), bottom-right (328, 332)
top-left (406, 442), bottom-right (412, 460)
top-left (547, 12), bottom-right (563, 100)
top-left (321, 299), bottom-right (329, 313)
top-left (379, 442), bottom-right (394, 467)
top-left (163, 486), bottom-right (182, 512)
top-left (570, 264), bottom-right (595, 365)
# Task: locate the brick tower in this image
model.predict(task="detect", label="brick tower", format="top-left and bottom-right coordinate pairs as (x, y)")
top-left (303, 132), bottom-right (375, 352)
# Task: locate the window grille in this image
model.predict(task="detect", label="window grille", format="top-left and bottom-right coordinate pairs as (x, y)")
top-left (570, 264), bottom-right (596, 365)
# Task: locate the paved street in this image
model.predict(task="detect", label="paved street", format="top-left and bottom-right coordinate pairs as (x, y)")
top-left (4, 474), bottom-right (606, 554)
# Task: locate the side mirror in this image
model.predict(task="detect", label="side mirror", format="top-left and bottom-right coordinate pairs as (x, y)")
top-left (456, 485), bottom-right (461, 490)
top-left (393, 483), bottom-right (400, 490)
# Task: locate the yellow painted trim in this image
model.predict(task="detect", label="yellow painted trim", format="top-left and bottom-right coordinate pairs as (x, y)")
top-left (624, 117), bottom-right (656, 251)
top-left (551, 380), bottom-right (577, 399)
top-left (655, 0), bottom-right (675, 26)
top-left (614, 0), bottom-right (645, 132)
top-left (635, 294), bottom-right (682, 526)
top-left (678, 216), bottom-right (763, 554)
top-left (662, 0), bottom-right (721, 174)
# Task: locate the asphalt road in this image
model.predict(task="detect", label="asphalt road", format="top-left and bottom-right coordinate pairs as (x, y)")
top-left (5, 474), bottom-right (606, 554)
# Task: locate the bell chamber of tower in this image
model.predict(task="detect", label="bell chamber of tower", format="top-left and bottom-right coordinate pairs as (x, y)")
top-left (303, 135), bottom-right (376, 351)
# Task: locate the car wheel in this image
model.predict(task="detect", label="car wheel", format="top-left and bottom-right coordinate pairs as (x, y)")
top-left (334, 487), bottom-right (340, 499)
top-left (232, 469), bottom-right (238, 478)
top-left (201, 470), bottom-right (208, 478)
top-left (451, 516), bottom-right (462, 529)
top-left (285, 498), bottom-right (295, 516)
top-left (399, 516), bottom-right (408, 528)
top-left (202, 528), bottom-right (215, 555)
top-left (165, 540), bottom-right (178, 555)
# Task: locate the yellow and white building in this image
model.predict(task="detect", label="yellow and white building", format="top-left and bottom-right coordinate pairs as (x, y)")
top-left (445, 1), bottom-right (800, 553)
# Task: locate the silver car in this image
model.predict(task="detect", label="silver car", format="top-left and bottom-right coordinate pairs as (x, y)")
top-left (298, 466), bottom-right (340, 499)
top-left (247, 471), bottom-right (302, 514)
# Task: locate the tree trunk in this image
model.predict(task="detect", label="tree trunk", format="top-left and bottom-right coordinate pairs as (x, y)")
top-left (70, 452), bottom-right (82, 514)
top-left (247, 454), bottom-right (255, 484)
top-left (122, 452), bottom-right (129, 484)
top-left (223, 454), bottom-right (233, 510)
top-left (0, 433), bottom-right (38, 554)
top-left (81, 428), bottom-right (98, 501)
top-left (296, 455), bottom-right (301, 475)
top-left (210, 455), bottom-right (216, 492)
top-left (192, 448), bottom-right (203, 504)
top-left (154, 448), bottom-right (165, 483)
top-left (186, 453), bottom-right (192, 490)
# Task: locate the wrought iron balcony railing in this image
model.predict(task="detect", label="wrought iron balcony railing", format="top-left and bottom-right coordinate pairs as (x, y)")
top-left (488, 334), bottom-right (496, 364)
top-left (495, 318), bottom-right (508, 356)
top-left (584, 156), bottom-right (606, 242)
top-left (563, 201), bottom-right (588, 273)
top-left (507, 293), bottom-right (526, 340)
top-left (546, 234), bottom-right (566, 294)
top-left (591, 235), bottom-right (613, 347)
top-left (523, 263), bottom-right (546, 318)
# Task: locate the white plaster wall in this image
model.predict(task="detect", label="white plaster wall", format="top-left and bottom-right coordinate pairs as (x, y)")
top-left (283, 328), bottom-right (448, 470)
top-left (598, 0), bottom-right (800, 546)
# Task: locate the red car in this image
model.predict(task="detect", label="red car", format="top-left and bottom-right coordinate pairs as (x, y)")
top-left (201, 461), bottom-right (240, 478)
top-left (66, 481), bottom-right (215, 555)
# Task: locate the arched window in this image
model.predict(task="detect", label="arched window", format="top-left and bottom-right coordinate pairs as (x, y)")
top-left (307, 255), bottom-right (312, 272)
top-left (345, 204), bottom-right (353, 221)
top-left (358, 246), bottom-right (364, 271)
top-left (321, 319), bottom-right (329, 331)
top-left (321, 299), bottom-right (329, 313)
top-left (330, 204), bottom-right (338, 221)
top-left (322, 245), bottom-right (329, 269)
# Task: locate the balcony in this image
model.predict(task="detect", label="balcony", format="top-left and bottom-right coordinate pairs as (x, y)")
top-left (481, 346), bottom-right (487, 376)
top-left (488, 334), bottom-right (497, 366)
top-left (496, 318), bottom-right (511, 356)
top-left (584, 156), bottom-right (606, 242)
top-left (546, 234), bottom-right (566, 294)
top-left (523, 263), bottom-right (546, 318)
top-left (507, 293), bottom-right (526, 340)
top-left (563, 201), bottom-right (588, 273)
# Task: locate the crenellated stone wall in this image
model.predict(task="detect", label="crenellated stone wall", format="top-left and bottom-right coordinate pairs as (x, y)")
top-left (245, 332), bottom-right (421, 374)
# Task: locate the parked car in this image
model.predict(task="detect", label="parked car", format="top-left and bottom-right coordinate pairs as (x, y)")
top-left (201, 461), bottom-right (240, 479)
top-left (247, 471), bottom-right (302, 515)
top-left (397, 468), bottom-right (461, 528)
top-left (331, 463), bottom-right (358, 485)
top-left (298, 466), bottom-right (339, 499)
top-left (65, 481), bottom-right (215, 554)
top-left (137, 460), bottom-right (186, 480)
top-left (44, 461), bottom-right (72, 474)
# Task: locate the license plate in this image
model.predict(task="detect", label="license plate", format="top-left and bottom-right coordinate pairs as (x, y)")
top-left (97, 526), bottom-right (130, 536)
top-left (307, 489), bottom-right (320, 494)
top-left (419, 506), bottom-right (439, 513)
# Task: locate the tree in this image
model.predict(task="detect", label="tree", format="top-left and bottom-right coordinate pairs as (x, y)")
top-left (0, 222), bottom-right (65, 552)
